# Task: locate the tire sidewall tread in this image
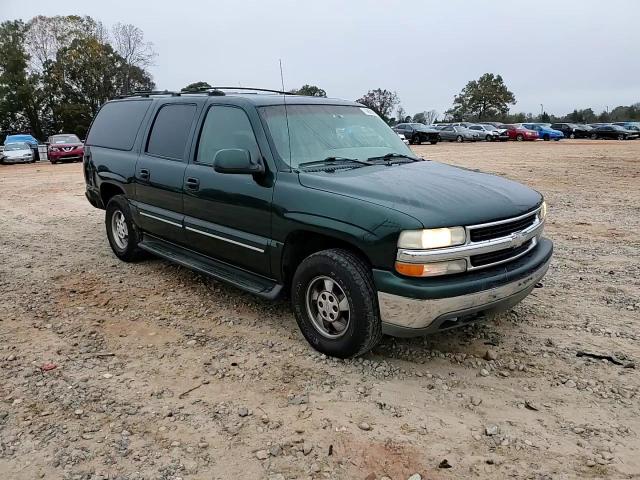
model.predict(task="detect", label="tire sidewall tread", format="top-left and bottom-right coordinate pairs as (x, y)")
top-left (291, 248), bottom-right (382, 358)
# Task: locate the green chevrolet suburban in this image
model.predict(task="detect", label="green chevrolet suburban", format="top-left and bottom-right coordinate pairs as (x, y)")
top-left (83, 87), bottom-right (552, 358)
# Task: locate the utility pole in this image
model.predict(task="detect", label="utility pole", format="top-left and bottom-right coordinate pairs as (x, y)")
top-left (540, 104), bottom-right (544, 117)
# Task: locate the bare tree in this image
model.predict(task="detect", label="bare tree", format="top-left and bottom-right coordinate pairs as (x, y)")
top-left (424, 109), bottom-right (438, 125)
top-left (25, 15), bottom-right (100, 73)
top-left (112, 23), bottom-right (156, 94)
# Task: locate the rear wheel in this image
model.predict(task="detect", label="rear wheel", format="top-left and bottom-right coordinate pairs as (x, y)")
top-left (569, 133), bottom-right (576, 139)
top-left (543, 134), bottom-right (550, 141)
top-left (412, 135), bottom-right (421, 145)
top-left (516, 134), bottom-right (524, 141)
top-left (291, 249), bottom-right (381, 358)
top-left (591, 133), bottom-right (597, 140)
top-left (485, 135), bottom-right (492, 142)
top-left (429, 140), bottom-right (438, 145)
top-left (105, 195), bottom-right (143, 262)
top-left (456, 135), bottom-right (463, 143)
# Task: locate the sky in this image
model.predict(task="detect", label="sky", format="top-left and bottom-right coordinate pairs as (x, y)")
top-left (3, 0), bottom-right (639, 117)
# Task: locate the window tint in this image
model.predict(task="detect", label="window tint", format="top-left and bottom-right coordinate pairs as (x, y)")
top-left (197, 106), bottom-right (260, 165)
top-left (87, 100), bottom-right (151, 150)
top-left (146, 104), bottom-right (197, 160)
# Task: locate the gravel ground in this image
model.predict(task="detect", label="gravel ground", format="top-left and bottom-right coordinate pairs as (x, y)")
top-left (0, 139), bottom-right (638, 480)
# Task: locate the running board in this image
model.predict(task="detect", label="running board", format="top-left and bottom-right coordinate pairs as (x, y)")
top-left (138, 236), bottom-right (282, 300)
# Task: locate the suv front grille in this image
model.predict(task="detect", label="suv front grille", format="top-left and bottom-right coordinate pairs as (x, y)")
top-left (470, 239), bottom-right (534, 267)
top-left (469, 213), bottom-right (537, 243)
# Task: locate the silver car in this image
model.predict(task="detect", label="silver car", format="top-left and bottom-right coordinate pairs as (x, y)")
top-left (468, 124), bottom-right (510, 142)
top-left (0, 142), bottom-right (35, 164)
top-left (437, 125), bottom-right (480, 142)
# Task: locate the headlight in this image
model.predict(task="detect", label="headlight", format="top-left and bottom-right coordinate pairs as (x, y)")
top-left (398, 227), bottom-right (466, 250)
top-left (538, 201), bottom-right (547, 221)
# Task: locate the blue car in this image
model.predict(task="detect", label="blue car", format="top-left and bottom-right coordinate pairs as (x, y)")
top-left (4, 134), bottom-right (38, 147)
top-left (522, 123), bottom-right (564, 141)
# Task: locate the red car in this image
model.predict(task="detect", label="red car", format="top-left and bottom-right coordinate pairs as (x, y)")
top-left (504, 124), bottom-right (539, 141)
top-left (47, 134), bottom-right (84, 163)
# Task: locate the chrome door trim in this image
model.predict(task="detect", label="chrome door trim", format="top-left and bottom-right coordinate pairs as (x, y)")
top-left (140, 211), bottom-right (183, 228)
top-left (185, 226), bottom-right (265, 253)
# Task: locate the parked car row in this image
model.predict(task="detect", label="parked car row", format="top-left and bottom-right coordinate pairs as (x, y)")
top-left (1, 133), bottom-right (85, 164)
top-left (393, 120), bottom-right (640, 144)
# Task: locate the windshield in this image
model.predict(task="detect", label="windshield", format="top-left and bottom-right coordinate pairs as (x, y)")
top-left (4, 142), bottom-right (30, 151)
top-left (259, 104), bottom-right (413, 168)
top-left (51, 134), bottom-right (81, 144)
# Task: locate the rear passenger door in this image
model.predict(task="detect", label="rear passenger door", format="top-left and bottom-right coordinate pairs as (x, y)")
top-left (182, 104), bottom-right (274, 276)
top-left (134, 102), bottom-right (199, 245)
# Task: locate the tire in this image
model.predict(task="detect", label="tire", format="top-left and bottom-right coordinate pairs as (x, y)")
top-left (516, 134), bottom-right (524, 141)
top-left (543, 134), bottom-right (550, 141)
top-left (105, 195), bottom-right (143, 262)
top-left (485, 135), bottom-right (492, 142)
top-left (456, 135), bottom-right (463, 143)
top-left (429, 140), bottom-right (438, 145)
top-left (617, 134), bottom-right (624, 140)
top-left (569, 133), bottom-right (575, 139)
top-left (291, 249), bottom-right (382, 358)
top-left (591, 133), bottom-right (597, 140)
top-left (412, 135), bottom-right (421, 145)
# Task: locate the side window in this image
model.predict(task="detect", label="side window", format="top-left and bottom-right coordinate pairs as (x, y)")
top-left (87, 100), bottom-right (151, 150)
top-left (197, 106), bottom-right (260, 165)
top-left (146, 104), bottom-right (197, 160)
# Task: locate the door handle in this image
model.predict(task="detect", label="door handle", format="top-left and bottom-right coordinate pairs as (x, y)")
top-left (185, 177), bottom-right (200, 190)
top-left (139, 168), bottom-right (150, 180)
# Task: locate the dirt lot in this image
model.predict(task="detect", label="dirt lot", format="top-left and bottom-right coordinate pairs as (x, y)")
top-left (1, 139), bottom-right (639, 480)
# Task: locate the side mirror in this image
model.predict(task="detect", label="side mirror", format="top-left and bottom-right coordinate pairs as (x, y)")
top-left (213, 149), bottom-right (264, 175)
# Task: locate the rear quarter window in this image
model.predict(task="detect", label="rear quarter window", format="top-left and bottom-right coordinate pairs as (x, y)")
top-left (86, 100), bottom-right (152, 150)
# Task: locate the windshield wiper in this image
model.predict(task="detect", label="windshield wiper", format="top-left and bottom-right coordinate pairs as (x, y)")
top-left (367, 153), bottom-right (421, 163)
top-left (298, 156), bottom-right (371, 169)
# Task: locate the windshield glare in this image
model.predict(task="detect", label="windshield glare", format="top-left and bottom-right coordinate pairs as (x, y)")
top-left (5, 143), bottom-right (30, 151)
top-left (52, 135), bottom-right (81, 144)
top-left (259, 105), bottom-right (414, 168)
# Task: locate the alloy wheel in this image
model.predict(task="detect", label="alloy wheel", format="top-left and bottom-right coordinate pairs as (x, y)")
top-left (305, 276), bottom-right (350, 339)
top-left (111, 210), bottom-right (129, 250)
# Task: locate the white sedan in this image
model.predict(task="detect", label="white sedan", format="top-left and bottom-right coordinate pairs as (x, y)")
top-left (0, 142), bottom-right (35, 164)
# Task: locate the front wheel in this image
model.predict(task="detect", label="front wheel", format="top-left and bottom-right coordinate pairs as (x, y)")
top-left (569, 133), bottom-right (576, 139)
top-left (105, 195), bottom-right (143, 262)
top-left (516, 134), bottom-right (524, 141)
top-left (617, 134), bottom-right (625, 140)
top-left (291, 249), bottom-right (382, 358)
top-left (456, 135), bottom-right (463, 143)
top-left (412, 135), bottom-right (421, 145)
top-left (591, 133), bottom-right (597, 140)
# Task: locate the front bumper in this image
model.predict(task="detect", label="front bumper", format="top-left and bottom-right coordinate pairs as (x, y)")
top-left (49, 150), bottom-right (83, 161)
top-left (374, 238), bottom-right (552, 336)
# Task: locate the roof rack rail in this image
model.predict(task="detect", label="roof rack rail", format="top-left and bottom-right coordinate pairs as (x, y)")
top-left (180, 86), bottom-right (295, 96)
top-left (115, 90), bottom-right (181, 99)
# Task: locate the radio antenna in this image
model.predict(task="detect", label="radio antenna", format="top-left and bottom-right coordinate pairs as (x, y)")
top-left (279, 59), bottom-right (293, 170)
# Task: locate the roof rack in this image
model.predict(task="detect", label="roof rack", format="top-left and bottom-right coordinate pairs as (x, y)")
top-left (114, 86), bottom-right (296, 100)
top-left (180, 86), bottom-right (295, 96)
top-left (115, 90), bottom-right (181, 99)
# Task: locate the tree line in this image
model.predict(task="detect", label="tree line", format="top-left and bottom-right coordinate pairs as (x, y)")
top-left (2, 17), bottom-right (638, 144)
top-left (0, 15), bottom-right (155, 142)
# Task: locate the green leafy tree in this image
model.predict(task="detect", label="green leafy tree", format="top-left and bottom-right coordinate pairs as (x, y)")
top-left (0, 20), bottom-right (44, 138)
top-left (290, 84), bottom-right (326, 97)
top-left (356, 88), bottom-right (399, 123)
top-left (446, 73), bottom-right (516, 121)
top-left (182, 81), bottom-right (212, 91)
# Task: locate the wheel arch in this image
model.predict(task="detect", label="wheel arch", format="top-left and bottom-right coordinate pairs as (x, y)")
top-left (100, 182), bottom-right (126, 208)
top-left (280, 230), bottom-right (371, 294)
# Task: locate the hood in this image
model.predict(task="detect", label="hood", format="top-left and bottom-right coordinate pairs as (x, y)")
top-left (298, 161), bottom-right (542, 228)
top-left (414, 125), bottom-right (439, 133)
top-left (3, 149), bottom-right (32, 158)
top-left (49, 143), bottom-right (83, 148)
